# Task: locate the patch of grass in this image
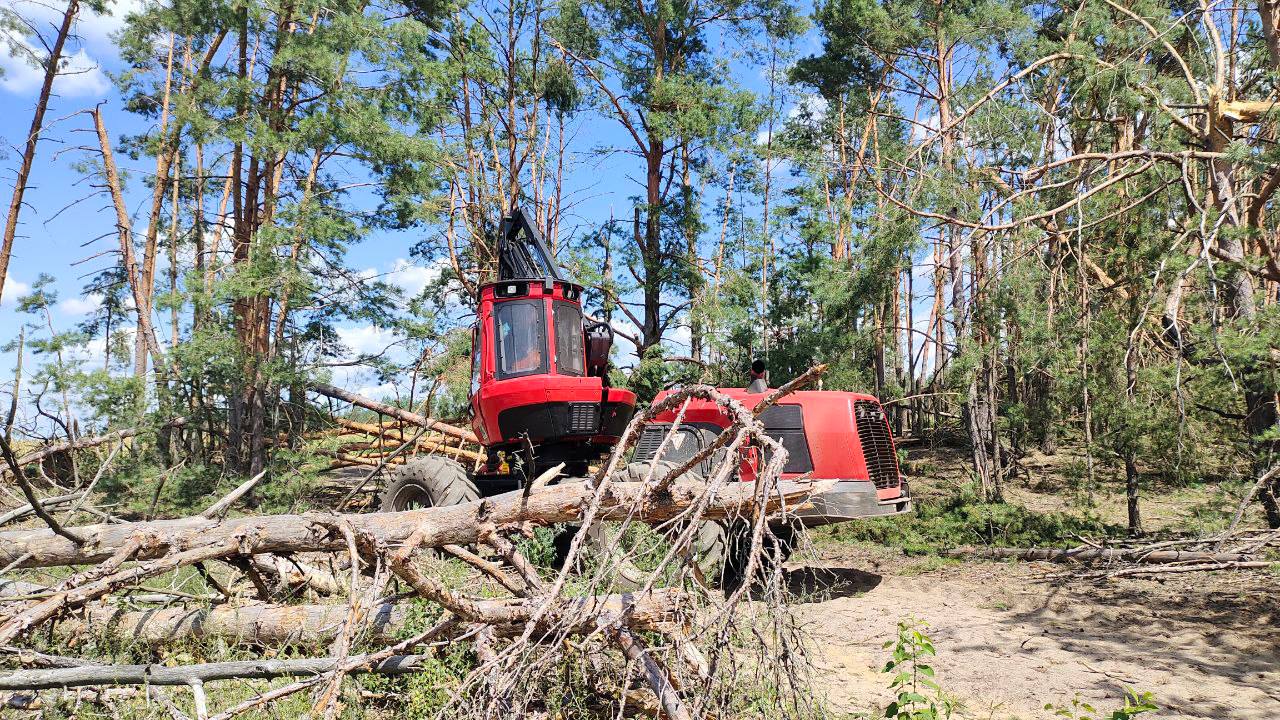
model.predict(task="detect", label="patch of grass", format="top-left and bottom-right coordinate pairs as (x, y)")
top-left (820, 486), bottom-right (1125, 556)
top-left (896, 555), bottom-right (960, 576)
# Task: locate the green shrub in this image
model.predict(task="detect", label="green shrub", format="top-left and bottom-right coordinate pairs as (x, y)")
top-left (880, 618), bottom-right (955, 720)
top-left (822, 487), bottom-right (1124, 555)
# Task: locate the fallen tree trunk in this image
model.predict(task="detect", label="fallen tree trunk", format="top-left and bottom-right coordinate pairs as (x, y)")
top-left (0, 493), bottom-right (84, 526)
top-left (0, 654), bottom-right (438, 690)
top-left (0, 478), bottom-right (823, 569)
top-left (310, 384), bottom-right (479, 445)
top-left (6, 420), bottom-right (187, 474)
top-left (947, 546), bottom-right (1255, 564)
top-left (53, 590), bottom-right (682, 647)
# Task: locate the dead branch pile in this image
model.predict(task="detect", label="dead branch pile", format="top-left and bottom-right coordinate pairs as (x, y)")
top-left (0, 381), bottom-right (824, 719)
top-left (950, 528), bottom-right (1279, 578)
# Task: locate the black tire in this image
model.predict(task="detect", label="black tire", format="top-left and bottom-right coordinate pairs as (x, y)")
top-left (688, 519), bottom-right (727, 582)
top-left (380, 456), bottom-right (480, 512)
top-left (719, 520), bottom-right (796, 594)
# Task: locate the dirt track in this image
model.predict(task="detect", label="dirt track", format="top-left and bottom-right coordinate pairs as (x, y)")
top-left (790, 546), bottom-right (1280, 719)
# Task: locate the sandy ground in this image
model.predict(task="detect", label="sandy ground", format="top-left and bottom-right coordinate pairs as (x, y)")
top-left (788, 546), bottom-right (1280, 719)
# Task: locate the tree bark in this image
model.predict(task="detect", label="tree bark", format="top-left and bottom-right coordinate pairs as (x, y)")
top-left (0, 478), bottom-right (819, 569)
top-left (310, 383), bottom-right (480, 444)
top-left (51, 589), bottom-right (682, 647)
top-left (0, 0), bottom-right (80, 302)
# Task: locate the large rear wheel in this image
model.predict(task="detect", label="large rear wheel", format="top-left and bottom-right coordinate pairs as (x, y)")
top-left (718, 521), bottom-right (796, 594)
top-left (380, 456), bottom-right (480, 512)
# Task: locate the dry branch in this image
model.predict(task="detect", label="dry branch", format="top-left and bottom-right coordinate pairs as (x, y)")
top-left (200, 471), bottom-right (268, 519)
top-left (309, 383), bottom-right (480, 444)
top-left (0, 478), bottom-right (821, 569)
top-left (3, 420), bottom-right (187, 476)
top-left (0, 654), bottom-right (440, 690)
top-left (50, 590), bottom-right (682, 647)
top-left (0, 493), bottom-right (83, 527)
top-left (246, 554), bottom-right (344, 597)
top-left (948, 546), bottom-right (1258, 564)
top-left (0, 437), bottom-right (83, 544)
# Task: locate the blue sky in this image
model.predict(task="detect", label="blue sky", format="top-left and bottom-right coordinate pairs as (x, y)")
top-left (0, 0), bottom-right (828, 414)
top-left (1, 0), bottom-right (959, 428)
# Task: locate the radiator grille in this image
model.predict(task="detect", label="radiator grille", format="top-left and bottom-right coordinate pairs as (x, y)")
top-left (854, 400), bottom-right (900, 489)
top-left (634, 425), bottom-right (704, 470)
top-left (634, 426), bottom-right (666, 462)
top-left (568, 403), bottom-right (600, 434)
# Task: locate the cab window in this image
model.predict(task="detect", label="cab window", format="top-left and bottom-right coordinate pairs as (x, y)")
top-left (469, 325), bottom-right (481, 396)
top-left (494, 300), bottom-right (546, 379)
top-left (553, 301), bottom-right (584, 376)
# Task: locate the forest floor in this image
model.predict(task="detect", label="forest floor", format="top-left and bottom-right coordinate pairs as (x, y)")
top-left (795, 444), bottom-right (1279, 719)
top-left (789, 542), bottom-right (1280, 719)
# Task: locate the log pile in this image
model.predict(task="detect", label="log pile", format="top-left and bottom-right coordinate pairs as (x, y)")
top-left (0, 381), bottom-right (825, 719)
top-left (304, 388), bottom-right (485, 475)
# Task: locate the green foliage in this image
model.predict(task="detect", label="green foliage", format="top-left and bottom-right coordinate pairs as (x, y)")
top-left (824, 487), bottom-right (1122, 555)
top-left (880, 619), bottom-right (954, 720)
top-left (361, 642), bottom-right (475, 719)
top-left (1047, 689), bottom-right (1159, 720)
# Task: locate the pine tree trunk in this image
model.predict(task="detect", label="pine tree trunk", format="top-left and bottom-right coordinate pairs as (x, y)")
top-left (0, 0), bottom-right (80, 302)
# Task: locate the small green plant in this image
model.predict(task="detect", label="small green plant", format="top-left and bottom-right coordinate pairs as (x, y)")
top-left (880, 618), bottom-right (954, 720)
top-left (1047, 688), bottom-right (1158, 719)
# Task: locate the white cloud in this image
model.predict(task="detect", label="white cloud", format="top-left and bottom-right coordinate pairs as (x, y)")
top-left (354, 382), bottom-right (397, 401)
top-left (1, 0), bottom-right (147, 56)
top-left (908, 110), bottom-right (941, 145)
top-left (387, 257), bottom-right (446, 298)
top-left (665, 324), bottom-right (692, 355)
top-left (335, 323), bottom-right (398, 359)
top-left (79, 0), bottom-right (148, 54)
top-left (0, 41), bottom-right (110, 97)
top-left (358, 258), bottom-right (449, 299)
top-left (65, 325), bottom-right (132, 366)
top-left (58, 293), bottom-right (103, 316)
top-left (611, 319), bottom-right (641, 367)
top-left (0, 278), bottom-right (29, 305)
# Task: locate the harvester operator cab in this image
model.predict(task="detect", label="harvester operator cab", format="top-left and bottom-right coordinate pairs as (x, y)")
top-left (469, 209), bottom-right (637, 484)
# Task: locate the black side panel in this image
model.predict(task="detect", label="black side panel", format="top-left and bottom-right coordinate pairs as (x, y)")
top-left (497, 401), bottom-right (634, 442)
top-left (633, 422), bottom-right (726, 476)
top-left (758, 404), bottom-right (814, 474)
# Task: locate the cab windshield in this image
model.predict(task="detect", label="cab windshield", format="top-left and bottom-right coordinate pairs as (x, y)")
top-left (495, 300), bottom-right (546, 378)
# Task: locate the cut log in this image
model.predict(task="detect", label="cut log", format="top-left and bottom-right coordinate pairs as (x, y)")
top-left (0, 654), bottom-right (436, 690)
top-left (248, 554), bottom-right (345, 596)
top-left (330, 417), bottom-right (483, 461)
top-left (309, 384), bottom-right (479, 444)
top-left (947, 546), bottom-right (1254, 564)
top-left (53, 589), bottom-right (682, 647)
top-left (0, 478), bottom-right (825, 569)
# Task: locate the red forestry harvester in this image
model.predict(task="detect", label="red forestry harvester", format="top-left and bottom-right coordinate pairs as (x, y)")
top-left (380, 209), bottom-right (911, 584)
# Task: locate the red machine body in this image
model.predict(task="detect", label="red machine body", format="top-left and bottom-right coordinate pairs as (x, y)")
top-left (464, 210), bottom-right (636, 491)
top-left (638, 387), bottom-right (911, 524)
top-left (469, 279), bottom-right (636, 452)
